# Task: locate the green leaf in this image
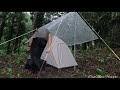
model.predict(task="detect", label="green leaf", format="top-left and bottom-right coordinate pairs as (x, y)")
top-left (7, 68), bottom-right (12, 72)
top-left (96, 68), bottom-right (105, 76)
top-left (96, 75), bottom-right (104, 78)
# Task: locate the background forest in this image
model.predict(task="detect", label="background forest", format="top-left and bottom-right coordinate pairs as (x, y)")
top-left (0, 12), bottom-right (120, 78)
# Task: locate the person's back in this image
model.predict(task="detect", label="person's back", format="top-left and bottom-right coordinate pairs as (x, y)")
top-left (24, 29), bottom-right (52, 74)
top-left (24, 37), bottom-right (47, 73)
top-left (30, 37), bottom-right (47, 59)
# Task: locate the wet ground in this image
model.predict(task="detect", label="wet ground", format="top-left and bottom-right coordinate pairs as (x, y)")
top-left (0, 48), bottom-right (120, 78)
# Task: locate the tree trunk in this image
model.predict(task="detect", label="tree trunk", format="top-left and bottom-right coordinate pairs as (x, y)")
top-left (91, 40), bottom-right (95, 49)
top-left (13, 32), bottom-right (22, 53)
top-left (72, 46), bottom-right (74, 51)
top-left (17, 38), bottom-right (21, 53)
top-left (82, 43), bottom-right (87, 50)
top-left (6, 16), bottom-right (14, 54)
top-left (13, 22), bottom-right (20, 53)
top-left (32, 12), bottom-right (38, 34)
top-left (35, 12), bottom-right (45, 28)
top-left (7, 41), bottom-right (11, 54)
top-left (0, 18), bottom-right (6, 41)
top-left (13, 34), bottom-right (19, 53)
top-left (7, 27), bottom-right (13, 54)
top-left (33, 12), bottom-right (38, 29)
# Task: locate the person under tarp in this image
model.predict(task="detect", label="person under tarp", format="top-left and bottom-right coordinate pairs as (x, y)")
top-left (24, 29), bottom-right (52, 73)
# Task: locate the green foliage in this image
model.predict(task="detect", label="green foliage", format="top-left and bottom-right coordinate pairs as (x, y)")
top-left (96, 68), bottom-right (105, 76)
top-left (19, 38), bottom-right (28, 52)
top-left (25, 13), bottom-right (32, 32)
top-left (43, 12), bottom-right (67, 25)
top-left (16, 57), bottom-right (22, 64)
top-left (96, 75), bottom-right (104, 78)
top-left (81, 12), bottom-right (120, 48)
top-left (0, 12), bottom-right (31, 54)
top-left (98, 58), bottom-right (105, 64)
top-left (21, 38), bottom-right (28, 44)
top-left (0, 50), bottom-right (6, 57)
top-left (15, 52), bottom-right (26, 64)
top-left (7, 68), bottom-right (12, 73)
top-left (0, 36), bottom-right (8, 52)
top-left (6, 68), bottom-right (14, 78)
top-left (35, 12), bottom-right (45, 28)
top-left (17, 73), bottom-right (20, 77)
top-left (105, 37), bottom-right (113, 46)
top-left (1, 69), bottom-right (6, 74)
top-left (106, 53), bottom-right (115, 60)
top-left (0, 36), bottom-right (5, 43)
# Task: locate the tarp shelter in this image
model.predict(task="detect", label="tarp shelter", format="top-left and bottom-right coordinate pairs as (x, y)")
top-left (31, 12), bottom-right (99, 69)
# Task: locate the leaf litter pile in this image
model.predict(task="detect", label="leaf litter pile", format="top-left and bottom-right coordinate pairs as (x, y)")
top-left (0, 48), bottom-right (120, 78)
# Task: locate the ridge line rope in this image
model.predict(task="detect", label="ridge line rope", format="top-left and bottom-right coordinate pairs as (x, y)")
top-left (0, 29), bottom-right (37, 46)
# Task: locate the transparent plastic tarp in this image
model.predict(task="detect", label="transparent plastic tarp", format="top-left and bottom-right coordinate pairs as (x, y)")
top-left (34, 12), bottom-right (98, 46)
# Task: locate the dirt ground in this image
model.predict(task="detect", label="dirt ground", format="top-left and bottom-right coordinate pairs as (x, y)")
top-left (0, 48), bottom-right (120, 78)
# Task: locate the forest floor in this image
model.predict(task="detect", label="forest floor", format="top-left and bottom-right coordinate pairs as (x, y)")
top-left (0, 48), bottom-right (120, 78)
